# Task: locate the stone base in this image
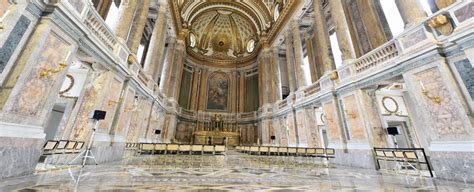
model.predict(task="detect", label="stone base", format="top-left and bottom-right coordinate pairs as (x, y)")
top-left (0, 137), bottom-right (43, 179)
top-left (51, 141), bottom-right (125, 165)
top-left (330, 149), bottom-right (375, 169)
top-left (430, 151), bottom-right (474, 184)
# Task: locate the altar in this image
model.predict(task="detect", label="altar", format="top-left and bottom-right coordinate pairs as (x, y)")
top-left (192, 114), bottom-right (240, 146)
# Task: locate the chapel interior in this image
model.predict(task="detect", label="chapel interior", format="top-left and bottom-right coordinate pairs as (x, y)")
top-left (0, 0), bottom-right (473, 190)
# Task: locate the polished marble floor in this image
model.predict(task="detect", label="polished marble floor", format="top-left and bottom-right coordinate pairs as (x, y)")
top-left (0, 152), bottom-right (472, 191)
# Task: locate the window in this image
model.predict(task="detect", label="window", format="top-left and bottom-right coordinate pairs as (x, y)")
top-left (246, 39), bottom-right (255, 53)
top-left (105, 3), bottom-right (119, 29)
top-left (329, 33), bottom-right (342, 68)
top-left (189, 33), bottom-right (196, 48)
top-left (379, 0), bottom-right (404, 37)
top-left (302, 56), bottom-right (312, 85)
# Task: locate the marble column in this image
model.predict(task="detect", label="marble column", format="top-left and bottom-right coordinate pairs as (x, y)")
top-left (169, 37), bottom-right (186, 100)
top-left (258, 57), bottom-right (265, 106)
top-left (159, 37), bottom-right (176, 97)
top-left (112, 0), bottom-right (138, 41)
top-left (328, 0), bottom-right (356, 64)
top-left (291, 21), bottom-right (309, 88)
top-left (395, 0), bottom-right (427, 28)
top-left (284, 31), bottom-right (297, 93)
top-left (143, 5), bottom-right (168, 82)
top-left (262, 48), bottom-right (272, 104)
top-left (305, 33), bottom-right (318, 82)
top-left (312, 0), bottom-right (335, 74)
top-left (126, 0), bottom-right (150, 54)
top-left (271, 47), bottom-right (282, 102)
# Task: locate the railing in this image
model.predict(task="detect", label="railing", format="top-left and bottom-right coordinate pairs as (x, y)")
top-left (374, 147), bottom-right (434, 177)
top-left (278, 99), bottom-right (288, 109)
top-left (83, 8), bottom-right (117, 51)
top-left (303, 82), bottom-right (321, 97)
top-left (354, 40), bottom-right (399, 74)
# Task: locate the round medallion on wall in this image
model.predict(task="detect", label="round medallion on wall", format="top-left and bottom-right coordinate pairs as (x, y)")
top-left (60, 74), bottom-right (75, 94)
top-left (320, 113), bottom-right (325, 125)
top-left (382, 96), bottom-right (399, 114)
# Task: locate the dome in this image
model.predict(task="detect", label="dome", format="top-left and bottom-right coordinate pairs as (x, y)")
top-left (187, 10), bottom-right (258, 66)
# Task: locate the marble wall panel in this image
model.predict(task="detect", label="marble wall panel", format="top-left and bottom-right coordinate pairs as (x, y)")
top-left (125, 99), bottom-right (150, 142)
top-left (0, 0), bottom-right (9, 17)
top-left (9, 33), bottom-right (70, 117)
top-left (454, 2), bottom-right (474, 23)
top-left (286, 113), bottom-right (297, 146)
top-left (305, 108), bottom-right (320, 147)
top-left (0, 15), bottom-right (30, 73)
top-left (415, 67), bottom-right (468, 138)
top-left (146, 106), bottom-right (161, 141)
top-left (359, 91), bottom-right (388, 147)
top-left (70, 72), bottom-right (115, 141)
top-left (240, 124), bottom-right (257, 145)
top-left (295, 109), bottom-right (308, 146)
top-left (330, 149), bottom-right (375, 169)
top-left (430, 151), bottom-right (474, 183)
top-left (342, 95), bottom-right (366, 140)
top-left (0, 137), bottom-right (43, 179)
top-left (98, 77), bottom-right (123, 131)
top-left (115, 87), bottom-right (135, 135)
top-left (175, 122), bottom-right (193, 143)
top-left (401, 29), bottom-right (427, 49)
top-left (278, 118), bottom-right (288, 146)
top-left (454, 59), bottom-right (474, 100)
top-left (323, 101), bottom-right (340, 142)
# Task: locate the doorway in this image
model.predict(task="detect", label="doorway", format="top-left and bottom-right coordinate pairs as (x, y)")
top-left (44, 103), bottom-right (66, 140)
top-left (387, 122), bottom-right (413, 148)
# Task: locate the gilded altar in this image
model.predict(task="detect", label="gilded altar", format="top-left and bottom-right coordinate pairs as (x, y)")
top-left (193, 114), bottom-right (240, 145)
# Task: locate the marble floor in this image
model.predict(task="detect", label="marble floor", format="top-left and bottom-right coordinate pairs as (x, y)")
top-left (0, 152), bottom-right (472, 191)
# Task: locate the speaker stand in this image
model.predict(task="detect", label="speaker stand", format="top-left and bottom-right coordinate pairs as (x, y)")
top-left (69, 120), bottom-right (100, 167)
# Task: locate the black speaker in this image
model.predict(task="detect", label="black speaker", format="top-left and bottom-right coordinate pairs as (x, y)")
top-left (154, 129), bottom-right (161, 134)
top-left (387, 127), bottom-right (399, 135)
top-left (89, 110), bottom-right (106, 120)
top-left (270, 136), bottom-right (276, 140)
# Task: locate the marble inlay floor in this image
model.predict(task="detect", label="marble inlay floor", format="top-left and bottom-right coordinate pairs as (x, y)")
top-left (0, 152), bottom-right (472, 191)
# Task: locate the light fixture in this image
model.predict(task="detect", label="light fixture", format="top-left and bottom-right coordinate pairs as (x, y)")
top-left (419, 80), bottom-right (441, 104)
top-left (344, 110), bottom-right (357, 119)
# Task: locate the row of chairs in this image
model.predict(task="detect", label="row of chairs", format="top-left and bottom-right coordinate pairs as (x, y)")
top-left (236, 146), bottom-right (335, 159)
top-left (40, 140), bottom-right (86, 169)
top-left (374, 148), bottom-right (433, 177)
top-left (139, 143), bottom-right (226, 155)
top-left (43, 140), bottom-right (85, 155)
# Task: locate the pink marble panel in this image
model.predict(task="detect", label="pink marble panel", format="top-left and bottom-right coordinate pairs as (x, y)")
top-left (98, 77), bottom-right (122, 131)
top-left (286, 114), bottom-right (297, 146)
top-left (11, 33), bottom-right (70, 117)
top-left (323, 101), bottom-right (340, 141)
top-left (0, 0), bottom-right (9, 18)
top-left (71, 73), bottom-right (110, 141)
top-left (343, 95), bottom-right (366, 140)
top-left (415, 68), bottom-right (467, 136)
top-left (116, 88), bottom-right (135, 135)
